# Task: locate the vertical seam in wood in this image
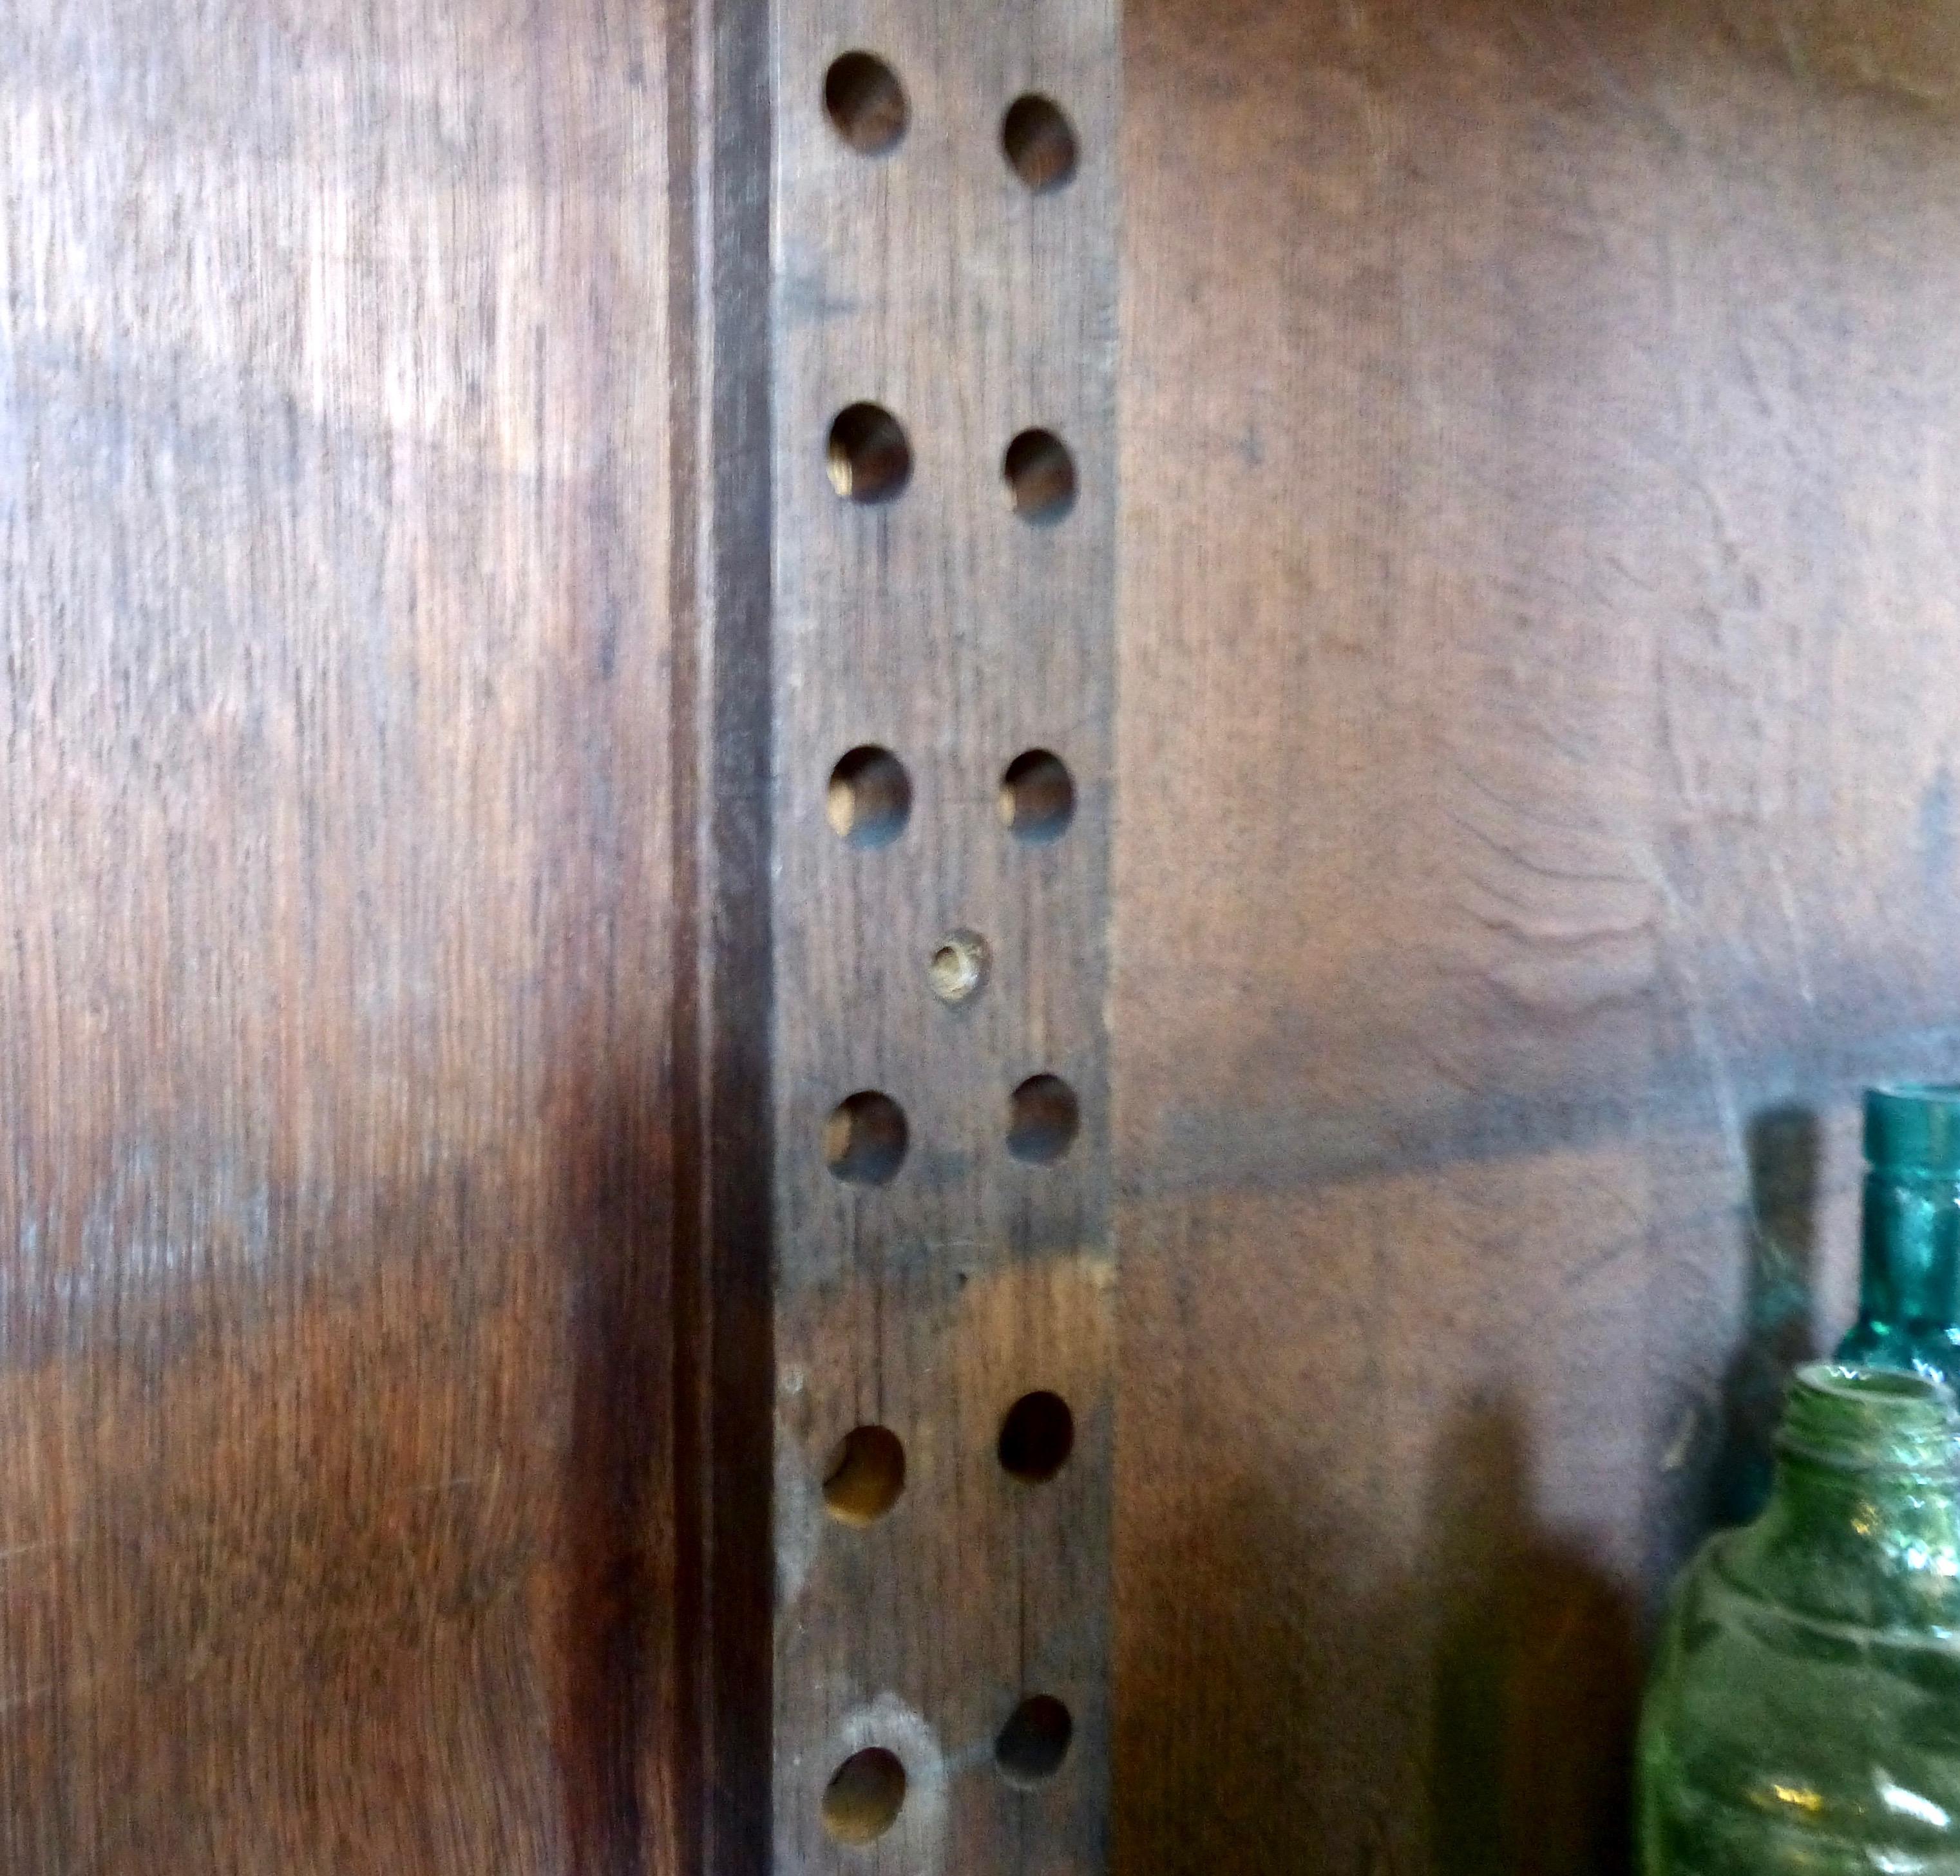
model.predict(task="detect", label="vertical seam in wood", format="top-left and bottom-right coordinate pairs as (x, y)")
top-left (671, 0), bottom-right (776, 1869)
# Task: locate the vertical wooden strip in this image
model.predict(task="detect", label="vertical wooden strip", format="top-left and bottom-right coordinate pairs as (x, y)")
top-left (671, 0), bottom-right (776, 1871)
top-left (772, 2), bottom-right (1119, 1872)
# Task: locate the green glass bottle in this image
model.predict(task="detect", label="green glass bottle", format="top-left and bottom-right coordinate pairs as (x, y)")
top-left (1838, 1085), bottom-right (1960, 1388)
top-left (1640, 1363), bottom-right (1960, 1872)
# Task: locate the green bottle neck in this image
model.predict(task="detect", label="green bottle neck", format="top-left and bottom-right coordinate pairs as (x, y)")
top-left (1747, 1368), bottom-right (1960, 1625)
top-left (1768, 1449), bottom-right (1960, 1558)
top-left (1858, 1167), bottom-right (1960, 1331)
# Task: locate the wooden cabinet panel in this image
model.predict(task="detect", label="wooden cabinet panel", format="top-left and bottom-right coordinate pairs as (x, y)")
top-left (1115, 3), bottom-right (1960, 1869)
top-left (0, 2), bottom-right (683, 1868)
top-left (14, 0), bottom-right (1960, 1867)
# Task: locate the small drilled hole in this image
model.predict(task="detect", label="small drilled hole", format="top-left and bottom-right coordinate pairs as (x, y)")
top-left (1000, 750), bottom-right (1075, 842)
top-left (828, 746), bottom-right (912, 847)
top-left (1003, 428), bottom-right (1076, 523)
top-left (823, 1747), bottom-right (906, 1844)
top-left (829, 404), bottom-right (913, 504)
top-left (1002, 95), bottom-right (1078, 192)
top-left (929, 929), bottom-right (990, 1007)
top-left (999, 1390), bottom-right (1074, 1483)
top-left (1009, 1074), bottom-right (1079, 1164)
top-left (996, 1696), bottom-right (1074, 1786)
top-left (823, 1425), bottom-right (906, 1525)
top-left (826, 1091), bottom-right (909, 1186)
top-left (824, 52), bottom-right (909, 156)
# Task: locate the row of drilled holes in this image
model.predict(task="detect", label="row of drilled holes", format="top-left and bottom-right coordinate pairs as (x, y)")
top-left (815, 43), bottom-right (1087, 1854)
top-left (825, 1074), bottom-right (1078, 1186)
top-left (826, 1392), bottom-right (1073, 1524)
top-left (830, 405), bottom-right (1077, 524)
top-left (826, 52), bottom-right (1078, 194)
top-left (826, 1694), bottom-right (1073, 1844)
top-left (822, 1394), bottom-right (1078, 1839)
top-left (826, 1689), bottom-right (1072, 1845)
top-left (830, 746), bottom-right (1074, 849)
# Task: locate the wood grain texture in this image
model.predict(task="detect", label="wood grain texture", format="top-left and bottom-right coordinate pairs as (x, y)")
top-left (0, 1), bottom-right (687, 1868)
top-left (771, 1), bottom-right (1118, 1871)
top-left (1114, 1), bottom-right (1960, 1869)
top-left (29, 2), bottom-right (1960, 1870)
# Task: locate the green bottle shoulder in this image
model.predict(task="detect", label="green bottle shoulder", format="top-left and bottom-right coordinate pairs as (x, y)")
top-left (1644, 1536), bottom-right (1960, 1863)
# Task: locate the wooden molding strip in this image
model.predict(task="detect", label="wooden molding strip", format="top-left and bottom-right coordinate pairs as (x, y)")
top-left (768, 0), bottom-right (1120, 1870)
top-left (671, 0), bottom-right (775, 1869)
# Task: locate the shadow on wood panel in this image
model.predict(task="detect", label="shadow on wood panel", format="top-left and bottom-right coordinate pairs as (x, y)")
top-left (1116, 1396), bottom-right (1638, 1875)
top-left (552, 1057), bottom-right (671, 1876)
top-left (1427, 1398), bottom-right (1637, 1876)
top-left (1114, 1104), bottom-right (1836, 1875)
top-left (1706, 1104), bottom-right (1822, 1530)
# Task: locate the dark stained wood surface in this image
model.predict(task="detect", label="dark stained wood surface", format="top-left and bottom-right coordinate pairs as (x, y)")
top-left (667, 0), bottom-right (777, 1870)
top-left (1114, 2), bottom-right (1960, 1869)
top-left (0, 1), bottom-right (689, 1868)
top-left (17, 0), bottom-right (1960, 1868)
top-left (768, 0), bottom-right (1118, 1871)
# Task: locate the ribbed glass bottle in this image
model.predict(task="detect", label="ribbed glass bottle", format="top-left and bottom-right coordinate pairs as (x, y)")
top-left (1838, 1085), bottom-right (1960, 1387)
top-left (1640, 1363), bottom-right (1960, 1872)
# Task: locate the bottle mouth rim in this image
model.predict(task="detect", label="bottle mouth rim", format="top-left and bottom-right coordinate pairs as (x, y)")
top-left (1802, 1365), bottom-right (1946, 1404)
top-left (1867, 1084), bottom-right (1960, 1175)
top-left (1776, 1362), bottom-right (1960, 1474)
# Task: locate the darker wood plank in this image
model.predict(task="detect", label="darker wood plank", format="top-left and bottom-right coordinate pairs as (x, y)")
top-left (666, 0), bottom-right (777, 1871)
